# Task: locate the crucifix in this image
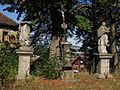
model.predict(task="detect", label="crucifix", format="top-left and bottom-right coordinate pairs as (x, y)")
top-left (58, 5), bottom-right (68, 41)
top-left (58, 5), bottom-right (66, 22)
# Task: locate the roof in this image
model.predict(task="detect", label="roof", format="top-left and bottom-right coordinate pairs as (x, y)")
top-left (71, 56), bottom-right (81, 65)
top-left (0, 12), bottom-right (18, 26)
top-left (70, 45), bottom-right (80, 51)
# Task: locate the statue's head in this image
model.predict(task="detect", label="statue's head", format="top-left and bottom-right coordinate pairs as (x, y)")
top-left (20, 21), bottom-right (30, 26)
top-left (102, 22), bottom-right (106, 26)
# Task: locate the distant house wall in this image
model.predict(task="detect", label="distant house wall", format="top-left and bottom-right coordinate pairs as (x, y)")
top-left (72, 57), bottom-right (81, 65)
top-left (71, 54), bottom-right (86, 71)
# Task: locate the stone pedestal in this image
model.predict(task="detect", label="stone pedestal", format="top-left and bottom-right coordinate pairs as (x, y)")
top-left (16, 49), bottom-right (33, 79)
top-left (94, 53), bottom-right (113, 78)
top-left (62, 70), bottom-right (74, 80)
top-left (61, 41), bottom-right (72, 66)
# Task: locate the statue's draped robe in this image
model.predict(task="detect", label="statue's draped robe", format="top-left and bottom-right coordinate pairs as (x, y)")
top-left (19, 23), bottom-right (30, 46)
top-left (97, 25), bottom-right (109, 53)
top-left (8, 30), bottom-right (18, 43)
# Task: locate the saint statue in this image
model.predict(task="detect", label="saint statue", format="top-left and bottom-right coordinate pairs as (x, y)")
top-left (19, 21), bottom-right (30, 48)
top-left (7, 30), bottom-right (18, 48)
top-left (97, 22), bottom-right (110, 53)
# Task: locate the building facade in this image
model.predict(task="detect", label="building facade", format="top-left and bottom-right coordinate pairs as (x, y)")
top-left (0, 13), bottom-right (18, 47)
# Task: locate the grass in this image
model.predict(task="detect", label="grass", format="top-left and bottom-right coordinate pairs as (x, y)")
top-left (7, 72), bottom-right (120, 90)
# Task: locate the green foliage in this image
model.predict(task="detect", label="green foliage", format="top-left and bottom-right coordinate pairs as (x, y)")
top-left (31, 48), bottom-right (61, 79)
top-left (75, 15), bottom-right (92, 31)
top-left (42, 56), bottom-right (61, 79)
top-left (0, 43), bottom-right (18, 85)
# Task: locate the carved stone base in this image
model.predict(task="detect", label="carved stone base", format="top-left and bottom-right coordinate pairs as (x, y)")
top-left (94, 53), bottom-right (113, 79)
top-left (95, 73), bottom-right (113, 79)
top-left (97, 74), bottom-right (106, 79)
top-left (62, 70), bottom-right (74, 80)
top-left (107, 74), bottom-right (113, 78)
top-left (16, 49), bottom-right (33, 79)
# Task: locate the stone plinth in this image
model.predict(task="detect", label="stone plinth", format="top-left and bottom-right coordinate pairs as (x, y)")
top-left (62, 70), bottom-right (74, 80)
top-left (61, 41), bottom-right (71, 66)
top-left (94, 53), bottom-right (113, 78)
top-left (16, 49), bottom-right (33, 79)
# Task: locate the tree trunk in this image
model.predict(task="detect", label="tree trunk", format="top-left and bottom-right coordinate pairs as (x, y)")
top-left (111, 23), bottom-right (119, 72)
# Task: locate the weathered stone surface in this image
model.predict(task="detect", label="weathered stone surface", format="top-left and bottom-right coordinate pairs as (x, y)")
top-left (97, 74), bottom-right (106, 79)
top-left (62, 70), bottom-right (74, 80)
top-left (97, 22), bottom-right (110, 53)
top-left (17, 49), bottom-right (33, 79)
top-left (94, 53), bottom-right (113, 79)
top-left (19, 21), bottom-right (31, 47)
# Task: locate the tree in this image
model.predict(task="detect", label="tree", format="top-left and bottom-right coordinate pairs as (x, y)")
top-left (1, 0), bottom-right (77, 55)
top-left (3, 0), bottom-right (120, 72)
top-left (75, 0), bottom-right (120, 72)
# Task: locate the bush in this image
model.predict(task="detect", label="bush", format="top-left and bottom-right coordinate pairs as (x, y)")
top-left (31, 48), bottom-right (61, 79)
top-left (0, 43), bottom-right (18, 86)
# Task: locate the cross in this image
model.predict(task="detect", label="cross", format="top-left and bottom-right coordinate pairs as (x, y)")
top-left (58, 5), bottom-right (66, 22)
top-left (58, 5), bottom-right (68, 41)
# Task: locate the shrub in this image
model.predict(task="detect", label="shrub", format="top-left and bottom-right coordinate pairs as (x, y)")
top-left (0, 43), bottom-right (18, 86)
top-left (31, 48), bottom-right (61, 79)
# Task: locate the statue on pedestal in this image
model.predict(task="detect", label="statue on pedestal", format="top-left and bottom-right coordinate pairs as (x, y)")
top-left (97, 22), bottom-right (110, 53)
top-left (19, 21), bottom-right (31, 50)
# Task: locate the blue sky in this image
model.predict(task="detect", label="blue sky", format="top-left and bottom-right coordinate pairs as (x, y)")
top-left (0, 5), bottom-right (21, 23)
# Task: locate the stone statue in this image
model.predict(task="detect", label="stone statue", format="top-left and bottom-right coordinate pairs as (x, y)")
top-left (19, 21), bottom-right (31, 49)
top-left (8, 30), bottom-right (18, 43)
top-left (7, 30), bottom-right (18, 48)
top-left (97, 22), bottom-right (110, 53)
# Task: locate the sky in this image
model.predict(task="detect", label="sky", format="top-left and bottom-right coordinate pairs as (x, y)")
top-left (0, 5), bottom-right (82, 46)
top-left (0, 5), bottom-right (21, 23)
